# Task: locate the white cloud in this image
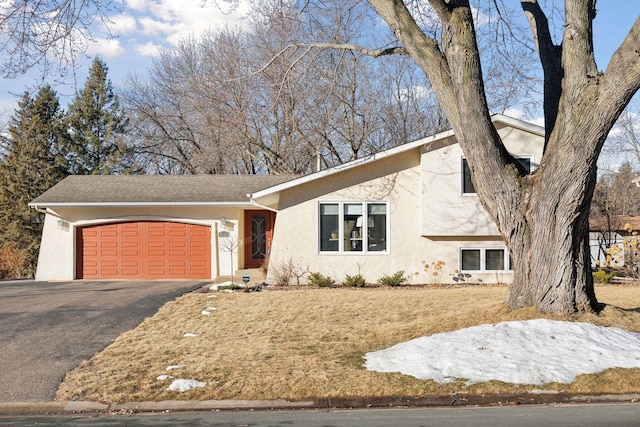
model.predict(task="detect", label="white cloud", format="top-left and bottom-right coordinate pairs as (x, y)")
top-left (503, 108), bottom-right (524, 119)
top-left (110, 14), bottom-right (137, 35)
top-left (86, 38), bottom-right (125, 59)
top-left (398, 84), bottom-right (434, 102)
top-left (130, 0), bottom-right (251, 47)
top-left (138, 16), bottom-right (176, 37)
top-left (135, 41), bottom-right (164, 57)
top-left (530, 116), bottom-right (545, 127)
top-left (125, 0), bottom-right (152, 12)
top-left (471, 6), bottom-right (494, 27)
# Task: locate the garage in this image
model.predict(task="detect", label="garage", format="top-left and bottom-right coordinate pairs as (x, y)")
top-left (76, 221), bottom-right (211, 279)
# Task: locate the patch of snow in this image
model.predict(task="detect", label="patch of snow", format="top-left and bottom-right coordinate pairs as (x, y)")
top-left (207, 295), bottom-right (217, 298)
top-left (166, 379), bottom-right (206, 392)
top-left (202, 310), bottom-right (211, 316)
top-left (365, 319), bottom-right (640, 386)
top-left (206, 306), bottom-right (218, 311)
top-left (166, 364), bottom-right (187, 371)
top-left (183, 333), bottom-right (198, 338)
top-left (210, 281), bottom-right (235, 291)
top-left (156, 375), bottom-right (174, 381)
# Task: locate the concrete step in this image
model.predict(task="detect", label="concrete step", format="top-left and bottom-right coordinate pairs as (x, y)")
top-left (217, 269), bottom-right (266, 285)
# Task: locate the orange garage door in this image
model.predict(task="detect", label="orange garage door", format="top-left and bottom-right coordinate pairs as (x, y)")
top-left (77, 221), bottom-right (211, 279)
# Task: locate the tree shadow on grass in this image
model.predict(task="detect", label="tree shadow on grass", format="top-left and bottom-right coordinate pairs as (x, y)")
top-left (598, 303), bottom-right (640, 314)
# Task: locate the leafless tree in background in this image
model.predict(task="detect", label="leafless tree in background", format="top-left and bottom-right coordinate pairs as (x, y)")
top-left (0, 0), bottom-right (122, 79)
top-left (124, 0), bottom-right (452, 175)
top-left (602, 100), bottom-right (640, 170)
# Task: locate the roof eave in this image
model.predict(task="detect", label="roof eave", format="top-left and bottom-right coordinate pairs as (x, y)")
top-left (29, 201), bottom-right (254, 209)
top-left (250, 129), bottom-right (455, 200)
top-left (491, 114), bottom-right (545, 136)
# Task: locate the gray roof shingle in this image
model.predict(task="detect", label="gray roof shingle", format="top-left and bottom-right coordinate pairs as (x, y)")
top-left (30, 175), bottom-right (297, 205)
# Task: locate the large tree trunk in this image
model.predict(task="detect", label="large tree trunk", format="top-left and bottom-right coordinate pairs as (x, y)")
top-left (504, 140), bottom-right (600, 315)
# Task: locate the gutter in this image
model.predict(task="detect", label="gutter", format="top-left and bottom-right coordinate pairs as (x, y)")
top-left (30, 206), bottom-right (66, 221)
top-left (27, 201), bottom-right (255, 209)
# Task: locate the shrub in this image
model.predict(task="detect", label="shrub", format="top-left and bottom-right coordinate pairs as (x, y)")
top-left (307, 272), bottom-right (335, 287)
top-left (592, 268), bottom-right (616, 284)
top-left (269, 259), bottom-right (293, 286)
top-left (377, 271), bottom-right (408, 287)
top-left (0, 243), bottom-right (31, 279)
top-left (344, 273), bottom-right (366, 288)
top-left (268, 258), bottom-right (309, 286)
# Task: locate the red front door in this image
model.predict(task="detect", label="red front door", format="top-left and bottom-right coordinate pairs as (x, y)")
top-left (244, 210), bottom-right (275, 269)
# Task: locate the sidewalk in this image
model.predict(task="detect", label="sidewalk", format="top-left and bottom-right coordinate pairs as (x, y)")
top-left (1, 393), bottom-right (639, 416)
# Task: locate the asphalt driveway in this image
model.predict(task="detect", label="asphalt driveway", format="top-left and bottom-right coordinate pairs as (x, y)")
top-left (0, 280), bottom-right (207, 402)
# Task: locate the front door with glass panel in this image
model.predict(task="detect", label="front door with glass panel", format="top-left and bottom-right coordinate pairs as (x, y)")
top-left (244, 210), bottom-right (275, 268)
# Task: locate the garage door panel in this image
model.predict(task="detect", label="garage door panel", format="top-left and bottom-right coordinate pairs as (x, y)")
top-left (78, 221), bottom-right (211, 279)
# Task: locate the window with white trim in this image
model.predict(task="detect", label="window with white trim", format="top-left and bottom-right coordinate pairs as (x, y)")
top-left (460, 247), bottom-right (512, 272)
top-left (462, 156), bottom-right (532, 194)
top-left (319, 202), bottom-right (388, 253)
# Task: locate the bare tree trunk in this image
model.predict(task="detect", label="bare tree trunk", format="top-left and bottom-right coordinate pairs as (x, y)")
top-left (506, 155), bottom-right (599, 314)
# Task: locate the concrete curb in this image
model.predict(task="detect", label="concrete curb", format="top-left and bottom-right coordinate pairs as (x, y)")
top-left (0, 394), bottom-right (638, 416)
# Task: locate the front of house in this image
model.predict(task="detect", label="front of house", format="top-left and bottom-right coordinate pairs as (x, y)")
top-left (29, 175), bottom-right (293, 281)
top-left (30, 115), bottom-right (544, 284)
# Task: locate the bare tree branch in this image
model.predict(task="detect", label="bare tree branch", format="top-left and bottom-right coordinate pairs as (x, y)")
top-left (520, 0), bottom-right (562, 140)
top-left (297, 42), bottom-right (407, 58)
top-left (0, 0), bottom-right (123, 78)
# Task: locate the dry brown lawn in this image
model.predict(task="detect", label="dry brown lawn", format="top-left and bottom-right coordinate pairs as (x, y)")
top-left (56, 285), bottom-right (640, 403)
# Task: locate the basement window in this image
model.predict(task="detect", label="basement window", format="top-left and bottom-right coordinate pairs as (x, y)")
top-left (460, 247), bottom-right (512, 272)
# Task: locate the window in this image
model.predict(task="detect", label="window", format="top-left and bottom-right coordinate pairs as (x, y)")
top-left (319, 202), bottom-right (388, 253)
top-left (460, 247), bottom-right (511, 272)
top-left (462, 157), bottom-right (532, 194)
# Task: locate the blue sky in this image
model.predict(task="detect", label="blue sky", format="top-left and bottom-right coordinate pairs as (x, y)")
top-left (0, 0), bottom-right (637, 120)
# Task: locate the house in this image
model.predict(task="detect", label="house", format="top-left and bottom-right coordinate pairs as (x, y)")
top-left (30, 114), bottom-right (544, 284)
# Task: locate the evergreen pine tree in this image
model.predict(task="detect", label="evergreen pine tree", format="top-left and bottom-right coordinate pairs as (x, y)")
top-left (0, 86), bottom-right (68, 276)
top-left (65, 57), bottom-right (136, 174)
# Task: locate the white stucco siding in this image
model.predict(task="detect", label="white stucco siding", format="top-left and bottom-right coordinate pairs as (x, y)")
top-left (35, 206), bottom-right (240, 281)
top-left (268, 149), bottom-right (420, 284)
top-left (267, 149), bottom-right (512, 285)
top-left (35, 213), bottom-right (76, 280)
top-left (421, 125), bottom-right (544, 237)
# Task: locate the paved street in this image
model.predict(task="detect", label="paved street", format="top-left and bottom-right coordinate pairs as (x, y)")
top-left (0, 280), bottom-right (206, 402)
top-left (2, 404), bottom-right (640, 426)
